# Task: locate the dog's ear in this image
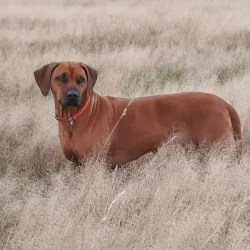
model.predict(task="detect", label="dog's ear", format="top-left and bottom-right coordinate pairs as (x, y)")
top-left (79, 63), bottom-right (98, 96)
top-left (33, 62), bottom-right (59, 96)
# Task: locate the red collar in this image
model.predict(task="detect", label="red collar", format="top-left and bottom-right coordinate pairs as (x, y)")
top-left (55, 95), bottom-right (91, 125)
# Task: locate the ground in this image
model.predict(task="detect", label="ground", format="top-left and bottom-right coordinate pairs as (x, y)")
top-left (1, 0), bottom-right (250, 249)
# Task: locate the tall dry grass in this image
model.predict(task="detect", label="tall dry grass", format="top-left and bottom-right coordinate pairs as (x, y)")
top-left (1, 0), bottom-right (250, 249)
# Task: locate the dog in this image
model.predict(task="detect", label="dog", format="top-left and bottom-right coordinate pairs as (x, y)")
top-left (34, 61), bottom-right (242, 167)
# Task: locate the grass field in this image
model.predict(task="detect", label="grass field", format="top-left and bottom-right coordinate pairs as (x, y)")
top-left (1, 0), bottom-right (250, 249)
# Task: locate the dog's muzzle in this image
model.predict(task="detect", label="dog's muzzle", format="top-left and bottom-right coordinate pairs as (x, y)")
top-left (60, 88), bottom-right (81, 107)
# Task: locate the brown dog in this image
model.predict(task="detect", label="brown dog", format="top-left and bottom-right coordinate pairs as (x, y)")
top-left (34, 61), bottom-right (242, 166)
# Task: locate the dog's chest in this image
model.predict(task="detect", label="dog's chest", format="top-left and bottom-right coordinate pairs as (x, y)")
top-left (61, 134), bottom-right (91, 159)
top-left (60, 131), bottom-right (110, 161)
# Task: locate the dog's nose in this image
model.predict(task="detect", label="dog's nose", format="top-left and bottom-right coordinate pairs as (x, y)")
top-left (67, 89), bottom-right (79, 100)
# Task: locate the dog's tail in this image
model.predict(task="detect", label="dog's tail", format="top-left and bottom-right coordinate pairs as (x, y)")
top-left (227, 103), bottom-right (242, 160)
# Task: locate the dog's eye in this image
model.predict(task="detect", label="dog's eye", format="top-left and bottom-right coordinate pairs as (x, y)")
top-left (56, 74), bottom-right (67, 82)
top-left (77, 76), bottom-right (85, 84)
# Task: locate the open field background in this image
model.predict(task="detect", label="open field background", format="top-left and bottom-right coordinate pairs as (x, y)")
top-left (1, 0), bottom-right (250, 249)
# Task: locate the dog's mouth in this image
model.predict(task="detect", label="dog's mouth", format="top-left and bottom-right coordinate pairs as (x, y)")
top-left (59, 98), bottom-right (81, 107)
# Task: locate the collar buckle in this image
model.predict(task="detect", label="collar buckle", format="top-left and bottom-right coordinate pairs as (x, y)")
top-left (69, 117), bottom-right (75, 126)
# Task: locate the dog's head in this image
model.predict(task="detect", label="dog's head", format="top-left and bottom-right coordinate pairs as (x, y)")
top-left (34, 62), bottom-right (98, 107)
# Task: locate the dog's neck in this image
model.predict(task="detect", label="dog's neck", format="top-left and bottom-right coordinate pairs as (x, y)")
top-left (55, 93), bottom-right (97, 139)
top-left (56, 105), bottom-right (81, 121)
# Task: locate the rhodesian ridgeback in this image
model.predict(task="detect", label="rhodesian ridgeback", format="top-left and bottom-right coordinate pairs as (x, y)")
top-left (34, 61), bottom-right (242, 166)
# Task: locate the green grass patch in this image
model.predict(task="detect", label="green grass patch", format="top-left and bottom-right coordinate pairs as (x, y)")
top-left (217, 62), bottom-right (248, 85)
top-left (123, 64), bottom-right (189, 96)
